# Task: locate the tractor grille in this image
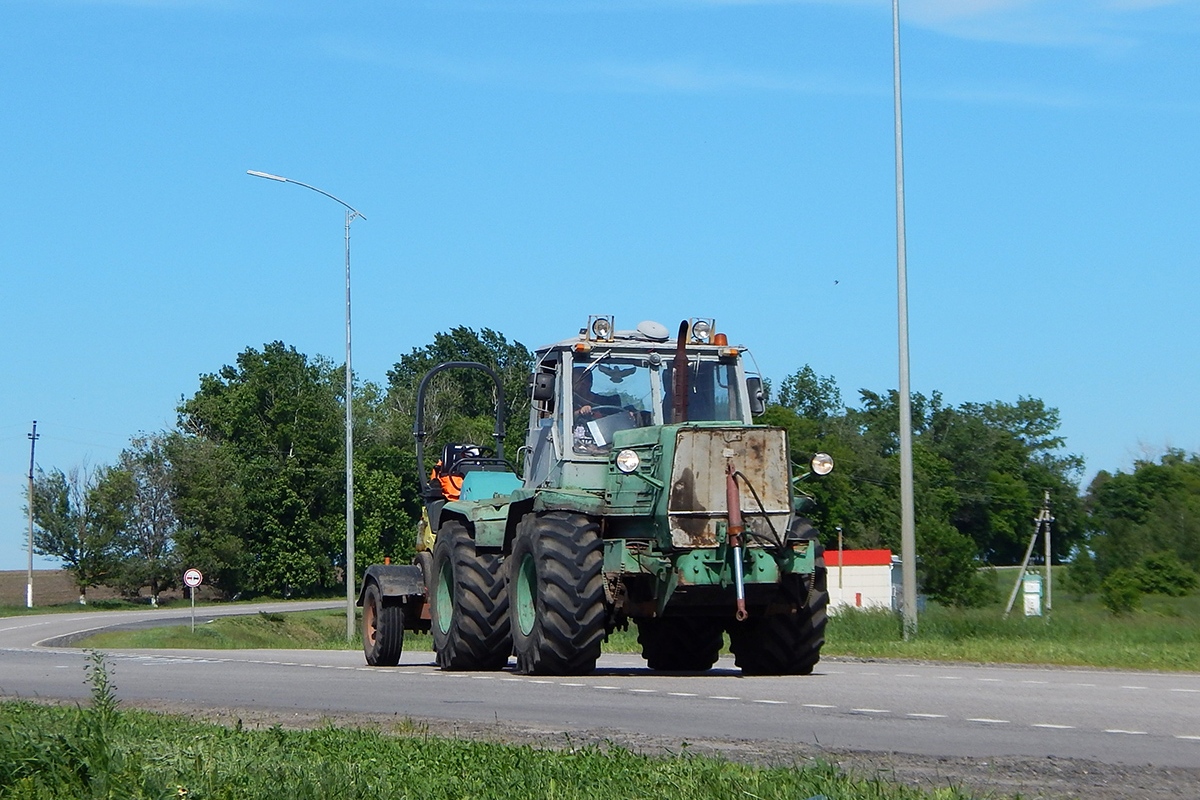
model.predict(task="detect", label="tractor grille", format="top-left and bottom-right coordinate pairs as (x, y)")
top-left (667, 427), bottom-right (791, 548)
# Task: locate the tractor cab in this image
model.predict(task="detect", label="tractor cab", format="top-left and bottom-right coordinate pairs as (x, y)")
top-left (523, 316), bottom-right (766, 488)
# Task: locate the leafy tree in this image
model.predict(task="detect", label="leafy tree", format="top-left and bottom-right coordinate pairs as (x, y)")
top-left (761, 366), bottom-right (1083, 607)
top-left (27, 465), bottom-right (119, 602)
top-left (1086, 450), bottom-right (1200, 580)
top-left (775, 365), bottom-right (843, 421)
top-left (91, 433), bottom-right (181, 603)
top-left (385, 326), bottom-right (534, 462)
top-left (175, 342), bottom-right (345, 596)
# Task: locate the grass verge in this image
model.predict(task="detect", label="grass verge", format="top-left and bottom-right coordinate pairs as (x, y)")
top-left (0, 654), bottom-right (982, 800)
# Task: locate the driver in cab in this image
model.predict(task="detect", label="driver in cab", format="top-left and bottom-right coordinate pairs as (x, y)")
top-left (572, 367), bottom-right (622, 454)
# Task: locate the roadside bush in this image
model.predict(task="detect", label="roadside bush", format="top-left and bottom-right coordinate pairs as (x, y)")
top-left (1100, 568), bottom-right (1142, 615)
top-left (1133, 551), bottom-right (1198, 597)
top-left (1063, 548), bottom-right (1099, 599)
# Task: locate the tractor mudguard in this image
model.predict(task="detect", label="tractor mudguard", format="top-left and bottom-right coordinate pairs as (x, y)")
top-left (358, 564), bottom-right (425, 605)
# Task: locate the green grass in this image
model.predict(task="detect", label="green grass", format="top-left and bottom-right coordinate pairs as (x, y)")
top-left (79, 609), bottom-right (365, 651)
top-left (825, 593), bottom-right (1200, 671)
top-left (0, 655), bottom-right (984, 800)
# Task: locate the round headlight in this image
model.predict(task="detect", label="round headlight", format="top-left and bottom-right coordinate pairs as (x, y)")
top-left (615, 449), bottom-right (641, 474)
top-left (691, 319), bottom-right (711, 343)
top-left (591, 317), bottom-right (612, 340)
top-left (810, 452), bottom-right (834, 476)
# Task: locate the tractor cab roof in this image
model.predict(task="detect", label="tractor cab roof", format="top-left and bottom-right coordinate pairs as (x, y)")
top-left (535, 316), bottom-right (748, 360)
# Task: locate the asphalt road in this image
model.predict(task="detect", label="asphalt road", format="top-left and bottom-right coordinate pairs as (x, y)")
top-left (3, 604), bottom-right (1199, 770)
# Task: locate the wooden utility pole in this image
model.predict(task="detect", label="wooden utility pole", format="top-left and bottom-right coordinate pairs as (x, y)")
top-left (26, 421), bottom-right (39, 608)
top-left (1004, 490), bottom-right (1055, 618)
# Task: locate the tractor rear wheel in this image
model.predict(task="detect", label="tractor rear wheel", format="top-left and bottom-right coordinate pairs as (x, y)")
top-left (728, 531), bottom-right (828, 675)
top-left (430, 520), bottom-right (511, 671)
top-left (509, 512), bottom-right (606, 675)
top-left (362, 581), bottom-right (404, 667)
top-left (636, 617), bottom-right (724, 671)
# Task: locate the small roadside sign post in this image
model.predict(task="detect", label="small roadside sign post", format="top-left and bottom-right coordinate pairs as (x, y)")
top-left (183, 568), bottom-right (203, 632)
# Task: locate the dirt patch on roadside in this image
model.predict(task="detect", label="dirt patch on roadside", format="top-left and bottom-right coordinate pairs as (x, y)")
top-left (123, 700), bottom-right (1199, 800)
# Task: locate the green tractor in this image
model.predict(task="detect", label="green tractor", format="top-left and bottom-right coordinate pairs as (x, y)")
top-left (358, 315), bottom-right (833, 675)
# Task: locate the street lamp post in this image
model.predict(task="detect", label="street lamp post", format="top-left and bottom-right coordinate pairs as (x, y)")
top-left (891, 0), bottom-right (918, 639)
top-left (247, 170), bottom-right (365, 642)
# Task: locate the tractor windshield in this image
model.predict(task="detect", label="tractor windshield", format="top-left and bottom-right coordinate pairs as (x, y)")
top-left (661, 359), bottom-right (744, 422)
top-left (570, 356), bottom-right (654, 454)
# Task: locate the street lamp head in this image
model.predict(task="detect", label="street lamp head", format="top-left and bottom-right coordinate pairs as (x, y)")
top-left (247, 169), bottom-right (287, 182)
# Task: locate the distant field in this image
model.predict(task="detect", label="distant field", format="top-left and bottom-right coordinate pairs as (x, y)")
top-left (0, 570), bottom-right (121, 607)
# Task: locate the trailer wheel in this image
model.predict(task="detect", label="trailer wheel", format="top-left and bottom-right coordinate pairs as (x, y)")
top-left (636, 617), bottom-right (724, 671)
top-left (430, 520), bottom-right (511, 671)
top-left (728, 531), bottom-right (828, 675)
top-left (510, 512), bottom-right (606, 675)
top-left (362, 581), bottom-right (404, 667)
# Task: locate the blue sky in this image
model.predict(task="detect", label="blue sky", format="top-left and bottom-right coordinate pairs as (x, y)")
top-left (2, 0), bottom-right (1198, 571)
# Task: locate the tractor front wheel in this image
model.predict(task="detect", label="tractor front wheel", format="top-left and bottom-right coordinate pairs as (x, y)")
top-left (728, 532), bottom-right (828, 675)
top-left (430, 520), bottom-right (511, 671)
top-left (362, 581), bottom-right (404, 667)
top-left (509, 512), bottom-right (606, 675)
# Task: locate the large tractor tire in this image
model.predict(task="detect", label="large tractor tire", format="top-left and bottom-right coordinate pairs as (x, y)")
top-left (430, 520), bottom-right (511, 671)
top-left (636, 616), bottom-right (725, 671)
top-left (728, 526), bottom-right (828, 675)
top-left (362, 581), bottom-right (404, 667)
top-left (509, 512), bottom-right (606, 676)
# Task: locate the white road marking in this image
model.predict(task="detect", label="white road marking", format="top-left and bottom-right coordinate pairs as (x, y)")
top-left (1171, 688), bottom-right (1200, 693)
top-left (1021, 680), bottom-right (1049, 684)
top-left (803, 703), bottom-right (836, 709)
top-left (977, 678), bottom-right (1002, 682)
top-left (939, 676), bottom-right (963, 680)
top-left (1121, 685), bottom-right (1148, 690)
top-left (470, 675), bottom-right (496, 680)
top-left (629, 688), bottom-right (657, 693)
top-left (593, 685), bottom-right (620, 690)
top-left (1032, 724), bottom-right (1075, 730)
top-left (968, 718), bottom-right (1009, 724)
top-left (709, 695), bottom-right (741, 701)
top-left (668, 692), bottom-right (698, 697)
top-left (500, 677), bottom-right (523, 682)
top-left (1104, 729), bottom-right (1148, 735)
top-left (1070, 683), bottom-right (1096, 688)
top-left (896, 674), bottom-right (918, 678)
top-left (529, 679), bottom-right (553, 684)
top-left (853, 708), bottom-right (890, 714)
top-left (1175, 735), bottom-right (1200, 741)
top-left (753, 699), bottom-right (787, 705)
top-left (560, 682), bottom-right (585, 687)
top-left (908, 713), bottom-right (946, 719)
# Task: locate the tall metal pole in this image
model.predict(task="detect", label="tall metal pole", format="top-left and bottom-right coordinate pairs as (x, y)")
top-left (342, 208), bottom-right (356, 642)
top-left (892, 0), bottom-right (918, 639)
top-left (26, 420), bottom-right (39, 608)
top-left (247, 170), bottom-right (364, 641)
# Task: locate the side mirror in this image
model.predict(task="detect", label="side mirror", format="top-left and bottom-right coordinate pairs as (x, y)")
top-left (746, 376), bottom-right (766, 416)
top-left (531, 372), bottom-right (555, 402)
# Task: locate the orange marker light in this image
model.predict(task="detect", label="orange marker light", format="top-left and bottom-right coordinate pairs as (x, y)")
top-left (713, 333), bottom-right (728, 346)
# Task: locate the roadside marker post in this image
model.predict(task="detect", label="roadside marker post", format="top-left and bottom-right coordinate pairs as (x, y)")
top-left (183, 568), bottom-right (203, 633)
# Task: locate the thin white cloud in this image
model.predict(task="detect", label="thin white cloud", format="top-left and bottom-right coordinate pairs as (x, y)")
top-left (680, 0), bottom-right (1200, 47)
top-left (321, 37), bottom-right (1098, 109)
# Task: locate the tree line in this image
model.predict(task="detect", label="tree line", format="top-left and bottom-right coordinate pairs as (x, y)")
top-left (26, 330), bottom-right (1199, 608)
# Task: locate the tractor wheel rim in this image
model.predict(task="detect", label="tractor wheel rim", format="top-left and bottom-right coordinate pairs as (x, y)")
top-left (516, 552), bottom-right (537, 637)
top-left (436, 558), bottom-right (453, 635)
top-left (365, 600), bottom-right (377, 646)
